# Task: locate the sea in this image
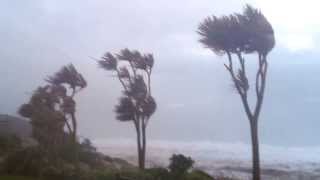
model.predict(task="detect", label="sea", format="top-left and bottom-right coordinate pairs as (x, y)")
top-left (93, 138), bottom-right (320, 180)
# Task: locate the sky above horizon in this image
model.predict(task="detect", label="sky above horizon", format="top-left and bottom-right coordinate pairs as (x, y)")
top-left (1, 0), bottom-right (320, 147)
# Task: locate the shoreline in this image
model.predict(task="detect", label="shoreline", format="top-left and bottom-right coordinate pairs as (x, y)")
top-left (94, 139), bottom-right (320, 179)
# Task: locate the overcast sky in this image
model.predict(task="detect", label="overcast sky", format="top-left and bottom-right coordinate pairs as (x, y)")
top-left (1, 0), bottom-right (320, 147)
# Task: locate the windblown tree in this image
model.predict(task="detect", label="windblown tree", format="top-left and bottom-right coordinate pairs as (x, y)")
top-left (19, 85), bottom-right (69, 158)
top-left (19, 64), bottom-right (86, 159)
top-left (97, 49), bottom-right (156, 169)
top-left (46, 64), bottom-right (87, 143)
top-left (198, 5), bottom-right (275, 180)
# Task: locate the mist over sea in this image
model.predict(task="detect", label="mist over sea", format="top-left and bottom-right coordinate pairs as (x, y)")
top-left (93, 138), bottom-right (320, 180)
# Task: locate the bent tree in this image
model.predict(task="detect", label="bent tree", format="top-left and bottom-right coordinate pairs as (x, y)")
top-left (19, 85), bottom-right (67, 158)
top-left (46, 64), bottom-right (87, 144)
top-left (19, 64), bottom-right (86, 160)
top-left (198, 5), bottom-right (275, 180)
top-left (98, 49), bottom-right (156, 169)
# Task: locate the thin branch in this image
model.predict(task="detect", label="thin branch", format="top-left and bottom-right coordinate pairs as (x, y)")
top-left (129, 61), bottom-right (137, 78)
top-left (147, 69), bottom-right (152, 96)
top-left (64, 116), bottom-right (73, 134)
top-left (255, 73), bottom-right (262, 100)
top-left (237, 52), bottom-right (246, 75)
top-left (116, 69), bottom-right (129, 93)
top-left (71, 88), bottom-right (76, 98)
top-left (226, 52), bottom-right (243, 96)
top-left (226, 51), bottom-right (253, 120)
top-left (255, 54), bottom-right (263, 99)
top-left (254, 54), bottom-right (268, 119)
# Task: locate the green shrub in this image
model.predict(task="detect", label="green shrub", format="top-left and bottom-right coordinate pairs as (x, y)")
top-left (93, 169), bottom-right (153, 180)
top-left (0, 175), bottom-right (36, 180)
top-left (94, 170), bottom-right (118, 180)
top-left (41, 165), bottom-right (65, 180)
top-left (4, 147), bottom-right (46, 176)
top-left (145, 167), bottom-right (170, 180)
top-left (41, 162), bottom-right (95, 180)
top-left (0, 135), bottom-right (22, 155)
top-left (168, 154), bottom-right (194, 179)
top-left (186, 170), bottom-right (213, 180)
top-left (119, 170), bottom-right (154, 180)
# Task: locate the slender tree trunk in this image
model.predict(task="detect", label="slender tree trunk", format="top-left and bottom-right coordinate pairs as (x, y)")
top-left (225, 52), bottom-right (266, 180)
top-left (135, 119), bottom-right (147, 170)
top-left (141, 123), bottom-right (147, 169)
top-left (250, 120), bottom-right (260, 180)
top-left (135, 120), bottom-right (144, 169)
top-left (71, 113), bottom-right (77, 143)
top-left (71, 113), bottom-right (79, 163)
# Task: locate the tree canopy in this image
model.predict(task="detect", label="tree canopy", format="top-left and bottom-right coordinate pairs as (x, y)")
top-left (198, 5), bottom-right (275, 56)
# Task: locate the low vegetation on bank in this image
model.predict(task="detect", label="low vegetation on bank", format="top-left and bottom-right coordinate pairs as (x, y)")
top-left (0, 135), bottom-right (234, 180)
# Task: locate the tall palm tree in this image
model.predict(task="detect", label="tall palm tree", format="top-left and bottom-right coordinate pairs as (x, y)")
top-left (46, 64), bottom-right (87, 143)
top-left (98, 49), bottom-right (156, 169)
top-left (198, 5), bottom-right (275, 180)
top-left (19, 64), bottom-right (87, 162)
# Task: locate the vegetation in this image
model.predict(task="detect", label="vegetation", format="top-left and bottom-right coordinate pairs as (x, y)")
top-left (0, 3), bottom-right (280, 180)
top-left (169, 154), bottom-right (194, 179)
top-left (198, 5), bottom-right (275, 180)
top-left (46, 64), bottom-right (87, 146)
top-left (1, 144), bottom-right (231, 180)
top-left (18, 64), bottom-right (87, 163)
top-left (0, 135), bottom-right (21, 155)
top-left (0, 176), bottom-right (36, 180)
top-left (97, 49), bottom-right (156, 169)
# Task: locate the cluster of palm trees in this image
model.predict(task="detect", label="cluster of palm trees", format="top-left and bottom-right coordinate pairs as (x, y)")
top-left (19, 4), bottom-right (274, 180)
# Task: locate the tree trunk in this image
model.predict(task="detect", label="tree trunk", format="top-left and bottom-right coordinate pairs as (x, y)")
top-left (141, 124), bottom-right (147, 169)
top-left (225, 51), bottom-right (265, 180)
top-left (250, 120), bottom-right (261, 180)
top-left (71, 113), bottom-right (77, 143)
top-left (70, 113), bottom-right (80, 165)
top-left (135, 121), bottom-right (144, 169)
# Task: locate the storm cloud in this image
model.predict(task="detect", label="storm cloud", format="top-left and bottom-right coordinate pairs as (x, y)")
top-left (1, 0), bottom-right (320, 147)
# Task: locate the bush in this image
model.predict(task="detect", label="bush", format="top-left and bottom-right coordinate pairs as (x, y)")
top-left (93, 169), bottom-right (154, 180)
top-left (3, 146), bottom-right (91, 180)
top-left (4, 147), bottom-right (46, 176)
top-left (186, 170), bottom-right (214, 180)
top-left (0, 176), bottom-right (36, 180)
top-left (119, 170), bottom-right (154, 180)
top-left (41, 165), bottom-right (66, 180)
top-left (94, 170), bottom-right (118, 180)
top-left (168, 154), bottom-right (194, 178)
top-left (0, 135), bottom-right (22, 155)
top-left (39, 161), bottom-right (95, 180)
top-left (145, 167), bottom-right (170, 180)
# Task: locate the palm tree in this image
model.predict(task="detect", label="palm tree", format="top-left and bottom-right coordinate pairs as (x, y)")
top-left (97, 49), bottom-right (156, 169)
top-left (46, 64), bottom-right (87, 143)
top-left (198, 5), bottom-right (275, 180)
top-left (19, 64), bottom-right (87, 162)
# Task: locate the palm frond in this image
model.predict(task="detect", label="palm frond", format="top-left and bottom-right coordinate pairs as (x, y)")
top-left (126, 75), bottom-right (148, 101)
top-left (98, 52), bottom-right (118, 71)
top-left (46, 64), bottom-right (87, 90)
top-left (198, 4), bottom-right (275, 55)
top-left (140, 96), bottom-right (156, 118)
top-left (242, 4), bottom-right (275, 54)
top-left (115, 96), bottom-right (135, 121)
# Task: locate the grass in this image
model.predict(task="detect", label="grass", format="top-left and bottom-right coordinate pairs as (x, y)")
top-left (0, 175), bottom-right (36, 180)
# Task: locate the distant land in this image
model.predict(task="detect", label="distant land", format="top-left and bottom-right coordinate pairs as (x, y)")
top-left (0, 114), bottom-right (31, 138)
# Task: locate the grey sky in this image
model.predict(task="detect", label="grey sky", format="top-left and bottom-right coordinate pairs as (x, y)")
top-left (1, 0), bottom-right (320, 147)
